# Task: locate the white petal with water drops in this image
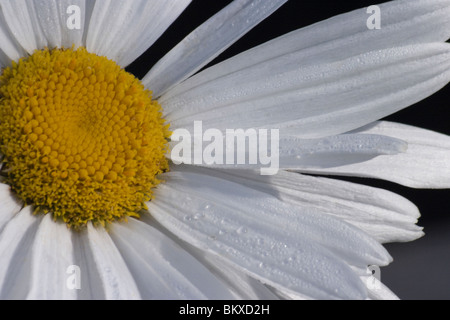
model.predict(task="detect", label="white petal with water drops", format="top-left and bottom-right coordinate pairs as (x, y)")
top-left (0, 184), bottom-right (22, 232)
top-left (144, 0), bottom-right (287, 97)
top-left (110, 218), bottom-right (238, 299)
top-left (147, 167), bottom-right (395, 299)
top-left (78, 224), bottom-right (141, 300)
top-left (86, 0), bottom-right (191, 67)
top-left (302, 121), bottom-right (450, 188)
top-left (25, 215), bottom-right (76, 300)
top-left (162, 43), bottom-right (450, 138)
top-left (160, 0), bottom-right (450, 95)
top-left (0, 207), bottom-right (42, 299)
top-left (199, 168), bottom-right (423, 243)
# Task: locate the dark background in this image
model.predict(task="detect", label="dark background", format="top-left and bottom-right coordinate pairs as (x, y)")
top-left (127, 0), bottom-right (450, 300)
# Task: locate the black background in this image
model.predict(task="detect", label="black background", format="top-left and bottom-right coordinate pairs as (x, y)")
top-left (127, 0), bottom-right (450, 300)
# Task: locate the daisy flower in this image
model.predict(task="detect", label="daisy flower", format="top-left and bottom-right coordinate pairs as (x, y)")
top-left (0, 0), bottom-right (449, 300)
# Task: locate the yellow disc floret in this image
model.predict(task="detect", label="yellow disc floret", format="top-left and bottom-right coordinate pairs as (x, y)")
top-left (0, 47), bottom-right (170, 228)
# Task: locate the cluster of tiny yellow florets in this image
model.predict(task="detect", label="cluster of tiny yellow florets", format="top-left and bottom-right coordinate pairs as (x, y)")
top-left (0, 47), bottom-right (170, 228)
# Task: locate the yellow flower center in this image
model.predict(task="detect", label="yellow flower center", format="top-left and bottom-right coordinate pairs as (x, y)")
top-left (0, 47), bottom-right (170, 228)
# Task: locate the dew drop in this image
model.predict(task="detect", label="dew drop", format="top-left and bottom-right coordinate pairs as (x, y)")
top-left (236, 226), bottom-right (248, 234)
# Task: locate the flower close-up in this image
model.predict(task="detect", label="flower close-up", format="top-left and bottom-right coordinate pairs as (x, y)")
top-left (0, 0), bottom-right (449, 300)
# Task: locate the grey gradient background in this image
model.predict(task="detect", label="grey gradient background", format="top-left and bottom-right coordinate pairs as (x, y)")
top-left (127, 0), bottom-right (450, 300)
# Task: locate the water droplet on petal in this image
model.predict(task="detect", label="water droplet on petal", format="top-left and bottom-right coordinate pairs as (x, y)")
top-left (236, 226), bottom-right (248, 234)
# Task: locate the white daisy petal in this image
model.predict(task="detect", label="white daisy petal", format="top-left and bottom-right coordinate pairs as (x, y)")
top-left (302, 121), bottom-right (450, 188)
top-left (0, 184), bottom-right (22, 232)
top-left (198, 168), bottom-right (423, 244)
top-left (166, 243), bottom-right (280, 300)
top-left (203, 256), bottom-right (281, 300)
top-left (110, 218), bottom-right (237, 300)
top-left (86, 0), bottom-right (191, 67)
top-left (81, 0), bottom-right (95, 45)
top-left (168, 132), bottom-right (406, 173)
top-left (149, 199), bottom-right (365, 300)
top-left (29, 0), bottom-right (62, 48)
top-left (277, 134), bottom-right (406, 169)
top-left (13, 0), bottom-right (85, 50)
top-left (162, 43), bottom-right (450, 138)
top-left (360, 275), bottom-right (399, 300)
top-left (71, 230), bottom-right (105, 299)
top-left (161, 0), bottom-right (450, 97)
top-left (0, 0), bottom-right (86, 53)
top-left (25, 215), bottom-right (76, 300)
top-left (166, 167), bottom-right (393, 267)
top-left (143, 0), bottom-right (287, 97)
top-left (0, 207), bottom-right (42, 299)
top-left (0, 5), bottom-right (27, 64)
top-left (148, 167), bottom-right (393, 299)
top-left (0, 0), bottom-right (40, 54)
top-left (79, 224), bottom-right (141, 300)
top-left (270, 287), bottom-right (309, 300)
top-left (0, 213), bottom-right (75, 300)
